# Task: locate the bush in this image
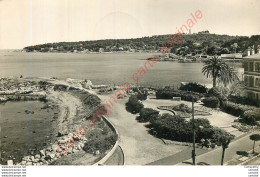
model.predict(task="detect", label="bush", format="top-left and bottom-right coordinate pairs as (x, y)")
top-left (173, 104), bottom-right (192, 113)
top-left (148, 113), bottom-right (234, 145)
top-left (202, 96), bottom-right (220, 108)
top-left (137, 90), bottom-right (148, 101)
top-left (179, 82), bottom-right (208, 93)
top-left (151, 114), bottom-right (192, 142)
top-left (221, 101), bottom-right (251, 117)
top-left (156, 89), bottom-right (203, 102)
top-left (125, 95), bottom-right (144, 114)
top-left (138, 108), bottom-right (159, 122)
top-left (210, 127), bottom-right (234, 146)
top-left (83, 134), bottom-right (118, 155)
top-left (244, 110), bottom-right (260, 124)
top-left (221, 101), bottom-right (260, 124)
top-left (229, 95), bottom-right (260, 107)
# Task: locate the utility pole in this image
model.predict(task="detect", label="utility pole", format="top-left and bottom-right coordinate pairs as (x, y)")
top-left (192, 98), bottom-right (196, 165)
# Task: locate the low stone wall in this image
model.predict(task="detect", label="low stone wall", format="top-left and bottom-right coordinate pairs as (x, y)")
top-left (93, 115), bottom-right (121, 165)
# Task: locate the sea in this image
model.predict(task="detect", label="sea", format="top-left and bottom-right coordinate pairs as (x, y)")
top-left (0, 50), bottom-right (243, 88)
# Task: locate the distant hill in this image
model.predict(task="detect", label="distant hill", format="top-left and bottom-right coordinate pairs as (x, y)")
top-left (23, 32), bottom-right (260, 56)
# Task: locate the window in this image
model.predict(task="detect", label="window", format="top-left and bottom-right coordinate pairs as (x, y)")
top-left (244, 76), bottom-right (248, 86)
top-left (255, 62), bottom-right (260, 73)
top-left (249, 76), bottom-right (254, 87)
top-left (244, 62), bottom-right (248, 71)
top-left (256, 78), bottom-right (259, 88)
top-left (249, 62), bottom-right (254, 72)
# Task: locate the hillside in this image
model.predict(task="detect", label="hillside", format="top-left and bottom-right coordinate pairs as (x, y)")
top-left (23, 32), bottom-right (260, 56)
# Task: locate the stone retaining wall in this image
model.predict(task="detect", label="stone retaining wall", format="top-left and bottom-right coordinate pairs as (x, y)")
top-left (93, 116), bottom-right (122, 165)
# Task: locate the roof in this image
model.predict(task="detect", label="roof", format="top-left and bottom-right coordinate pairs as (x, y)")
top-left (244, 53), bottom-right (260, 60)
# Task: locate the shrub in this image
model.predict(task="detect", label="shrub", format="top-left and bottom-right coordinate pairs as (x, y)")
top-left (83, 134), bottom-right (118, 155)
top-left (221, 101), bottom-right (260, 124)
top-left (125, 95), bottom-right (144, 114)
top-left (202, 96), bottom-right (220, 108)
top-left (156, 89), bottom-right (203, 102)
top-left (151, 114), bottom-right (192, 142)
top-left (229, 95), bottom-right (260, 107)
top-left (244, 110), bottom-right (260, 124)
top-left (148, 113), bottom-right (233, 145)
top-left (188, 118), bottom-right (213, 141)
top-left (138, 108), bottom-right (159, 122)
top-left (179, 82), bottom-right (208, 93)
top-left (173, 103), bottom-right (192, 113)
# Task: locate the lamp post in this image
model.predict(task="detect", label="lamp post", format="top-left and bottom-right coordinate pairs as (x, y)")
top-left (192, 98), bottom-right (196, 165)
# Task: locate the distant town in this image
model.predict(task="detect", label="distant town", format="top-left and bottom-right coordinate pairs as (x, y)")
top-left (23, 31), bottom-right (260, 61)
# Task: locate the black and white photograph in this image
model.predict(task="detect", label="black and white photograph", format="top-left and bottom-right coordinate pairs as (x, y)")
top-left (0, 0), bottom-right (260, 176)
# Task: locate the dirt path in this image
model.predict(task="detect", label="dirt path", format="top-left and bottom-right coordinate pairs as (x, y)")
top-left (47, 91), bottom-right (83, 135)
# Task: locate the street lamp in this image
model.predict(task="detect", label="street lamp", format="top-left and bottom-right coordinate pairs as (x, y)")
top-left (192, 98), bottom-right (196, 165)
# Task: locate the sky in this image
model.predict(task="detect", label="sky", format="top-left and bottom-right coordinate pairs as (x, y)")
top-left (0, 0), bottom-right (260, 49)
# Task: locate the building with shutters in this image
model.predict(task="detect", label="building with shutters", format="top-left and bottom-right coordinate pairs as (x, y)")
top-left (243, 53), bottom-right (260, 103)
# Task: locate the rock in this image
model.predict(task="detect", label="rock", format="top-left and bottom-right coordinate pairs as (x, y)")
top-left (46, 153), bottom-right (55, 160)
top-left (26, 162), bottom-right (32, 165)
top-left (79, 142), bottom-right (85, 148)
top-left (58, 139), bottom-right (66, 144)
top-left (67, 148), bottom-right (72, 154)
top-left (46, 147), bottom-right (53, 152)
top-left (76, 144), bottom-right (81, 150)
top-left (7, 160), bottom-right (13, 165)
top-left (4, 136), bottom-right (7, 138)
top-left (22, 156), bottom-right (30, 161)
top-left (35, 154), bottom-right (40, 159)
top-left (57, 131), bottom-right (68, 137)
top-left (57, 132), bottom-right (63, 137)
top-left (20, 161), bottom-right (26, 165)
top-left (40, 150), bottom-right (45, 157)
top-left (51, 144), bottom-right (58, 151)
top-left (55, 153), bottom-right (61, 159)
top-left (72, 149), bottom-right (78, 153)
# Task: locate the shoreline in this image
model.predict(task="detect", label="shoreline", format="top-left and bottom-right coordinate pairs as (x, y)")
top-left (0, 77), bottom-right (116, 165)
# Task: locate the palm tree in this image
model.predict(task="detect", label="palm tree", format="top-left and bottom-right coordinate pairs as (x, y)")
top-left (249, 134), bottom-right (260, 153)
top-left (220, 133), bottom-right (234, 165)
top-left (202, 56), bottom-right (239, 88)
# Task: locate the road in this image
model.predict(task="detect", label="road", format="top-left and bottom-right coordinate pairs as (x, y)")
top-left (178, 131), bottom-right (260, 165)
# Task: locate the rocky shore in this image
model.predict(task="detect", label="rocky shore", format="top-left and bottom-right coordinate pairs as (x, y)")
top-left (0, 77), bottom-right (116, 165)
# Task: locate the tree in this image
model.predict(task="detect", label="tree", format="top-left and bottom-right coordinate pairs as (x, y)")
top-left (249, 134), bottom-right (260, 153)
top-left (125, 95), bottom-right (144, 114)
top-left (202, 56), bottom-right (239, 88)
top-left (231, 43), bottom-right (238, 53)
top-left (139, 108), bottom-right (159, 122)
top-left (219, 132), bottom-right (235, 165)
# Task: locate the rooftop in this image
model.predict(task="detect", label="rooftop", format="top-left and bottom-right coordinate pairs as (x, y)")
top-left (244, 53), bottom-right (260, 60)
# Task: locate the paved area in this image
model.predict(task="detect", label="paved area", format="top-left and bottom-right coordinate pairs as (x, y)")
top-left (147, 147), bottom-right (208, 165)
top-left (104, 146), bottom-right (124, 165)
top-left (97, 92), bottom-right (187, 165)
top-left (143, 95), bottom-right (244, 137)
top-left (178, 131), bottom-right (260, 165)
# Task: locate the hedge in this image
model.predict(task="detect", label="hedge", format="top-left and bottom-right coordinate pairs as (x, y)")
top-left (221, 101), bottom-right (260, 124)
top-left (138, 108), bottom-right (159, 122)
top-left (202, 96), bottom-right (220, 108)
top-left (156, 89), bottom-right (203, 102)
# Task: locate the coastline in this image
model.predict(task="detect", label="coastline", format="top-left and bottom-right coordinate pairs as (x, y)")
top-left (0, 77), bottom-right (117, 165)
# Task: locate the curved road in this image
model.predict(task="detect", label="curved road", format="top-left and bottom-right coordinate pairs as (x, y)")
top-left (97, 92), bottom-right (187, 165)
